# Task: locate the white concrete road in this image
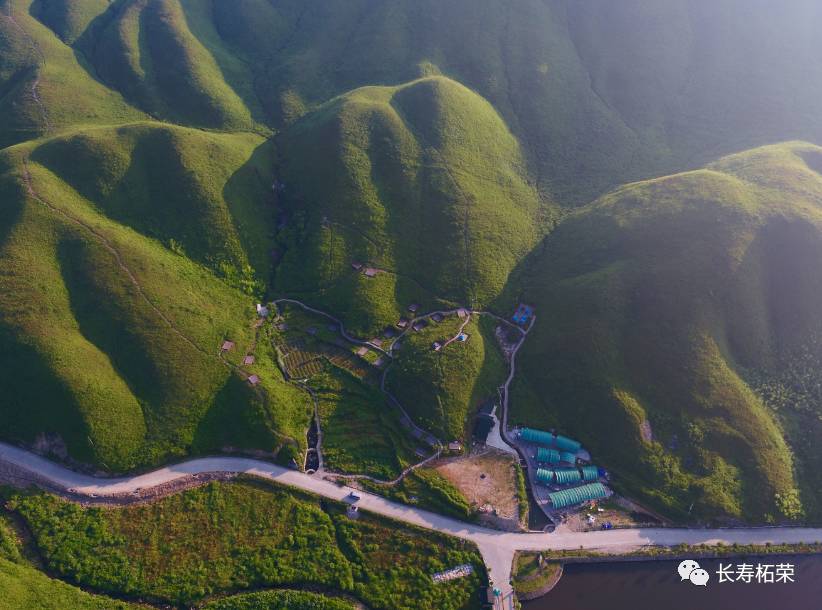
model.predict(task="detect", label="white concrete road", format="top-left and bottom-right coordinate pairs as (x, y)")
top-left (3, 442), bottom-right (822, 607)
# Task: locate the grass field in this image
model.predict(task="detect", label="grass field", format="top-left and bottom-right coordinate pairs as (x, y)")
top-left (0, 559), bottom-right (144, 610)
top-left (0, 510), bottom-right (144, 609)
top-left (359, 467), bottom-right (475, 522)
top-left (7, 480), bottom-right (484, 609)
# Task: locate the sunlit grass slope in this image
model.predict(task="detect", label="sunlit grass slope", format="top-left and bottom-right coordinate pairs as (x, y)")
top-left (7, 0), bottom-right (822, 205)
top-left (0, 0), bottom-right (144, 148)
top-left (0, 558), bottom-right (143, 609)
top-left (0, 125), bottom-right (310, 470)
top-left (78, 0), bottom-right (259, 130)
top-left (196, 0), bottom-right (822, 204)
top-left (515, 142), bottom-right (822, 522)
top-left (274, 76), bottom-right (543, 335)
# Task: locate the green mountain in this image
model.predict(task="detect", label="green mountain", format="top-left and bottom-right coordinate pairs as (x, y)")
top-left (7, 0), bottom-right (822, 202)
top-left (274, 75), bottom-right (543, 333)
top-left (2, 0), bottom-right (822, 522)
top-left (0, 123), bottom-right (310, 470)
top-left (515, 143), bottom-right (822, 521)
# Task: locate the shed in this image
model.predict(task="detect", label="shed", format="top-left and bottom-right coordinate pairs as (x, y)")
top-left (397, 318), bottom-right (409, 328)
top-left (248, 374), bottom-right (260, 386)
top-left (581, 465), bottom-right (600, 482)
top-left (363, 267), bottom-right (378, 277)
top-left (408, 304), bottom-right (420, 313)
top-left (559, 451), bottom-right (577, 464)
top-left (221, 340), bottom-right (235, 352)
top-left (554, 434), bottom-right (581, 453)
top-left (553, 467), bottom-right (582, 485)
top-left (243, 355), bottom-right (255, 366)
top-left (548, 482), bottom-right (608, 509)
top-left (536, 447), bottom-right (560, 464)
top-left (448, 441), bottom-right (463, 452)
top-left (356, 346), bottom-right (369, 357)
top-left (519, 427), bottom-right (554, 447)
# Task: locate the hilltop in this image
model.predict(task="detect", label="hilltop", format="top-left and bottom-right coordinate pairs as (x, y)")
top-left (273, 76), bottom-right (543, 334)
top-left (5, 0), bottom-right (822, 204)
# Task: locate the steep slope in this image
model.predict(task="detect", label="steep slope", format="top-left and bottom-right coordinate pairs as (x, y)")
top-left (0, 0), bottom-right (144, 148)
top-left (274, 76), bottom-right (543, 334)
top-left (76, 0), bottom-right (260, 130)
top-left (31, 0), bottom-right (108, 44)
top-left (203, 0), bottom-right (822, 204)
top-left (0, 125), bottom-right (310, 470)
top-left (515, 142), bottom-right (822, 522)
top-left (6, 0), bottom-right (822, 205)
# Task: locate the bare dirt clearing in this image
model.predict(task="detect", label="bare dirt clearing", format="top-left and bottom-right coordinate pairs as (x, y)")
top-left (435, 449), bottom-right (520, 522)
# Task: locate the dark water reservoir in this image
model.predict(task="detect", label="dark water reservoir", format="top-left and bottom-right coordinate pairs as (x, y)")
top-left (522, 555), bottom-right (822, 610)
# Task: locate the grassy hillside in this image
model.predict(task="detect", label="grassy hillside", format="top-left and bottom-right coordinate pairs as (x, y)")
top-left (309, 367), bottom-right (417, 480)
top-left (78, 0), bottom-right (260, 131)
top-left (0, 0), bottom-right (144, 148)
top-left (31, 0), bottom-right (108, 44)
top-left (387, 315), bottom-right (507, 441)
top-left (134, 0), bottom-right (822, 203)
top-left (4, 0), bottom-right (822, 203)
top-left (274, 76), bottom-right (543, 334)
top-left (0, 124), bottom-right (310, 470)
top-left (8, 480), bottom-right (484, 609)
top-left (514, 142), bottom-right (822, 522)
top-left (0, 559), bottom-right (143, 610)
top-left (2, 0), bottom-right (822, 527)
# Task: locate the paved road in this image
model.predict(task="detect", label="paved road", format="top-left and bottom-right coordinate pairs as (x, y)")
top-left (3, 442), bottom-right (822, 607)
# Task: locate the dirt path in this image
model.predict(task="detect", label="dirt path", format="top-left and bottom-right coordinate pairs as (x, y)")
top-left (22, 161), bottom-right (212, 357)
top-left (3, 5), bottom-right (51, 133)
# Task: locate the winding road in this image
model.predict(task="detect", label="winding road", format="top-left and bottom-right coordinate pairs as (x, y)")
top-left (2, 442), bottom-right (822, 608)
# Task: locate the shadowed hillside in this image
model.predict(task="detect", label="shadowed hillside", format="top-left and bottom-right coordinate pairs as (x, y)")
top-left (514, 142), bottom-right (822, 522)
